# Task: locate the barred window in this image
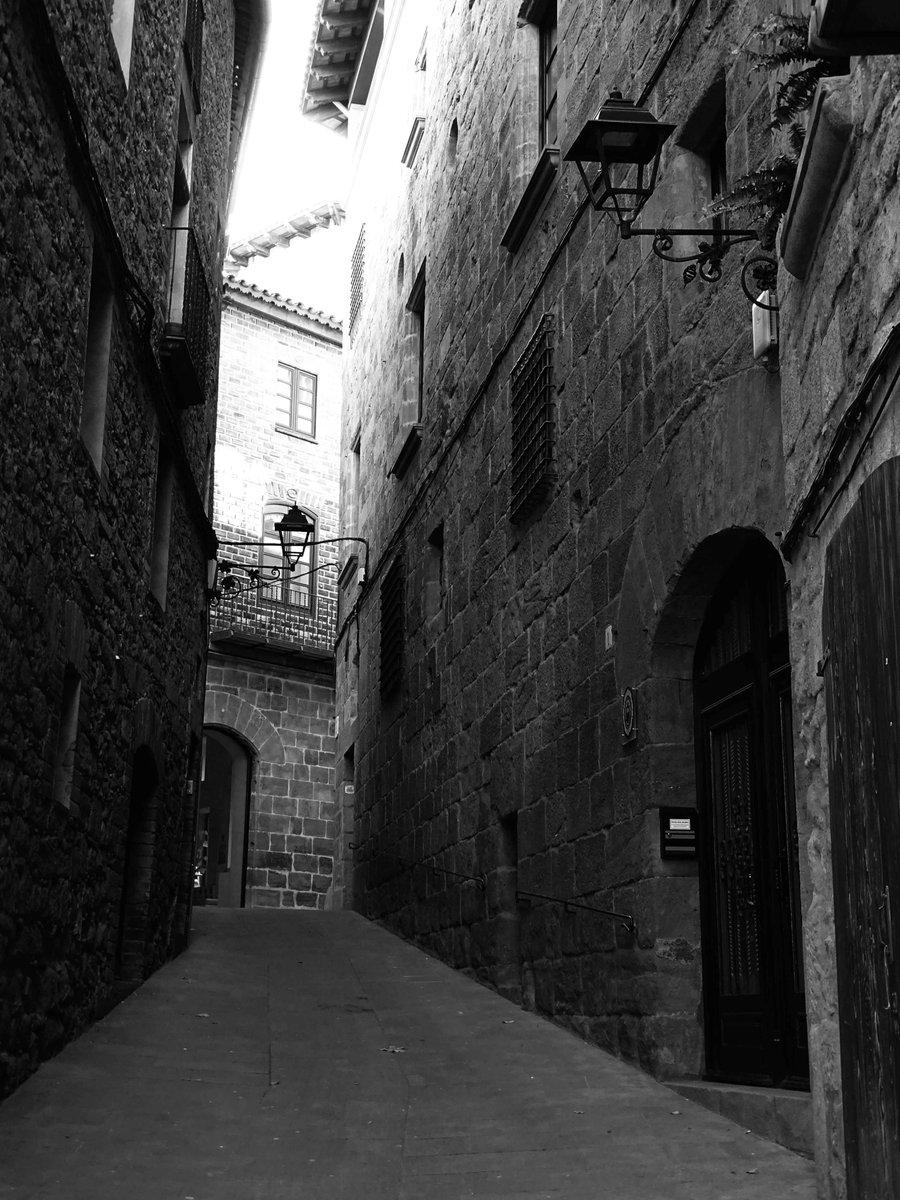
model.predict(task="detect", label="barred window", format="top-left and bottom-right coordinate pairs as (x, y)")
top-left (380, 556), bottom-right (404, 697)
top-left (510, 314), bottom-right (555, 522)
top-left (349, 225), bottom-right (365, 340)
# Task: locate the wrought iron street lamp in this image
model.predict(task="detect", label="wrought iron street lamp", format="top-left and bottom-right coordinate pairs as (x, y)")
top-left (207, 504), bottom-right (370, 606)
top-left (565, 92), bottom-right (778, 306)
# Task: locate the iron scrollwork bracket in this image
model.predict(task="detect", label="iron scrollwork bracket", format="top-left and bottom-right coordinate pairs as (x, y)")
top-left (624, 226), bottom-right (778, 311)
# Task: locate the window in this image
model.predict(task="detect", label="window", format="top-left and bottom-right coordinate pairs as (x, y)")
top-left (380, 556), bottom-right (404, 698)
top-left (275, 364), bottom-right (317, 439)
top-left (406, 261), bottom-right (426, 424)
top-left (80, 245), bottom-right (113, 473)
top-left (52, 665), bottom-right (82, 809)
top-left (149, 441), bottom-right (174, 607)
top-left (110, 0), bottom-right (136, 85)
top-left (425, 523), bottom-right (445, 623)
top-left (348, 431), bottom-right (361, 537)
top-left (538, 2), bottom-right (558, 149)
top-left (349, 225), bottom-right (365, 341)
top-left (260, 502), bottom-right (313, 609)
top-left (510, 315), bottom-right (556, 523)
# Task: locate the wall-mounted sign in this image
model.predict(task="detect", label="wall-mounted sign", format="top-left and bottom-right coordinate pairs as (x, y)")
top-left (621, 687), bottom-right (637, 744)
top-left (659, 807), bottom-right (698, 859)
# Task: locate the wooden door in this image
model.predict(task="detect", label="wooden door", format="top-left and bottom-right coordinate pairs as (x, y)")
top-left (694, 542), bottom-right (809, 1087)
top-left (823, 458), bottom-right (900, 1199)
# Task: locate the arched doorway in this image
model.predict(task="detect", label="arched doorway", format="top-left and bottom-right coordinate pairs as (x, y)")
top-left (117, 746), bottom-right (159, 982)
top-left (693, 539), bottom-right (808, 1087)
top-left (195, 729), bottom-right (251, 907)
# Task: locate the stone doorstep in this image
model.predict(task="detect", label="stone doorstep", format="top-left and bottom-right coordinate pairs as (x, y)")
top-left (665, 1080), bottom-right (813, 1158)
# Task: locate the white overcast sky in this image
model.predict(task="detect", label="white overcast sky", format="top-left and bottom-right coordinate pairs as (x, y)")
top-left (228, 0), bottom-right (349, 317)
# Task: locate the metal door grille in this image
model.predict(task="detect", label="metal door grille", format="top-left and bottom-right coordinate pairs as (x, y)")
top-left (510, 315), bottom-right (555, 523)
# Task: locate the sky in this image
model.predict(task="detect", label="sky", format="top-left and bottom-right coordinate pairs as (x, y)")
top-left (227, 0), bottom-right (349, 317)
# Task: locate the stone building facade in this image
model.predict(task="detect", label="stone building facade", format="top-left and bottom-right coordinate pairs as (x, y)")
top-left (309, 0), bottom-right (900, 1196)
top-left (0, 0), bottom-right (264, 1096)
top-left (202, 280), bottom-right (343, 910)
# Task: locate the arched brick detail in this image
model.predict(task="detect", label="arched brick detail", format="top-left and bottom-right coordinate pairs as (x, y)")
top-left (615, 369), bottom-right (784, 696)
top-left (203, 690), bottom-right (286, 765)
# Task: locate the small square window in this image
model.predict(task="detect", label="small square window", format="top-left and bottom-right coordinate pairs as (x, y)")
top-left (276, 363), bottom-right (317, 439)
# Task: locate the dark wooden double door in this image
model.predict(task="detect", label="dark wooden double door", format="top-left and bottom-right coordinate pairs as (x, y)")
top-left (694, 542), bottom-right (809, 1088)
top-left (823, 458), bottom-right (900, 1199)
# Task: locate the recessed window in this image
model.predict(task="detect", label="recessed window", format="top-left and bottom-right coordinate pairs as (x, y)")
top-left (448, 118), bottom-right (459, 163)
top-left (349, 432), bottom-right (361, 536)
top-left (537, 2), bottom-right (558, 150)
top-left (425, 523), bottom-right (445, 622)
top-left (276, 363), bottom-right (317, 439)
top-left (52, 665), bottom-right (82, 809)
top-left (80, 245), bottom-right (113, 473)
top-left (149, 441), bottom-right (174, 608)
top-left (510, 315), bottom-right (556, 523)
top-left (260, 502), bottom-right (314, 609)
top-left (397, 253), bottom-right (405, 293)
top-left (380, 556), bottom-right (405, 698)
top-left (406, 262), bottom-right (426, 424)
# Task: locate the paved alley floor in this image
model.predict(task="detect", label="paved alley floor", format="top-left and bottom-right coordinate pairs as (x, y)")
top-left (0, 910), bottom-right (817, 1200)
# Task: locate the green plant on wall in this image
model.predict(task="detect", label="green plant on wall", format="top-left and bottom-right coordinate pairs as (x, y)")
top-left (706, 14), bottom-right (846, 250)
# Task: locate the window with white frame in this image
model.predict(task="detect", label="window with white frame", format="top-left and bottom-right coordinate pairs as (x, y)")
top-left (275, 363), bottom-right (317, 439)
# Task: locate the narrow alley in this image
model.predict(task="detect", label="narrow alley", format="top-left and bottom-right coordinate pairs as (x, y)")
top-left (0, 911), bottom-right (816, 1200)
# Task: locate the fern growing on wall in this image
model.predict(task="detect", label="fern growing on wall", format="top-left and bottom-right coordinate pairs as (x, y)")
top-left (706, 15), bottom-right (847, 250)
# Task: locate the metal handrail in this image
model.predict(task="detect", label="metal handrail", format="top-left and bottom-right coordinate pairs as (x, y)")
top-left (516, 888), bottom-right (635, 935)
top-left (399, 857), bottom-right (487, 891)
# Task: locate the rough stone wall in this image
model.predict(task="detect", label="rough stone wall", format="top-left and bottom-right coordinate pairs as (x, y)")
top-left (204, 658), bottom-right (338, 908)
top-left (337, 0), bottom-right (840, 1166)
top-left (776, 58), bottom-right (900, 1200)
top-left (0, 0), bottom-right (237, 1097)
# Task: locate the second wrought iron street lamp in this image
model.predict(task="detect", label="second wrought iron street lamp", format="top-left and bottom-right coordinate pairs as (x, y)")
top-left (565, 92), bottom-right (777, 306)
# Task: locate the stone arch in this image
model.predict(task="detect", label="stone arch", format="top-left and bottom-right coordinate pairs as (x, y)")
top-left (203, 690), bottom-right (286, 766)
top-left (605, 371), bottom-right (786, 1080)
top-left (615, 368), bottom-right (784, 700)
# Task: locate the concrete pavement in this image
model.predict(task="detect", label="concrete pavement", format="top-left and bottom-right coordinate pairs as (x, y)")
top-left (0, 910), bottom-right (817, 1199)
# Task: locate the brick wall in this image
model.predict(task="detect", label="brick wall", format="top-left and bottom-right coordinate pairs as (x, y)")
top-left (205, 656), bottom-right (338, 908)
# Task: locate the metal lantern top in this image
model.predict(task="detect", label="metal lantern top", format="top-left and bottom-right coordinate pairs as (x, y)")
top-left (274, 503), bottom-right (314, 568)
top-left (565, 93), bottom-right (676, 230)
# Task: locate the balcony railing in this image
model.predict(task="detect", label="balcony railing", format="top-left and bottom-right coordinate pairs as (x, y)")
top-left (210, 583), bottom-right (337, 654)
top-left (161, 225), bottom-right (211, 406)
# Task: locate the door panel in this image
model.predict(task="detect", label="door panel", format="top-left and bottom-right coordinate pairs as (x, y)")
top-left (695, 542), bottom-right (809, 1087)
top-left (823, 458), bottom-right (900, 1199)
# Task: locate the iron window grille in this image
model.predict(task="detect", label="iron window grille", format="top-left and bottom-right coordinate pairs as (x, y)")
top-left (380, 555), bottom-right (404, 697)
top-left (510, 314), bottom-right (556, 523)
top-left (275, 363), bottom-right (317, 438)
top-left (349, 224), bottom-right (365, 341)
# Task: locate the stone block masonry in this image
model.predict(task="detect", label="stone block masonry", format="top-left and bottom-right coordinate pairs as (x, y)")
top-left (0, 0), bottom-right (261, 1098)
top-left (205, 655), bottom-right (338, 909)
